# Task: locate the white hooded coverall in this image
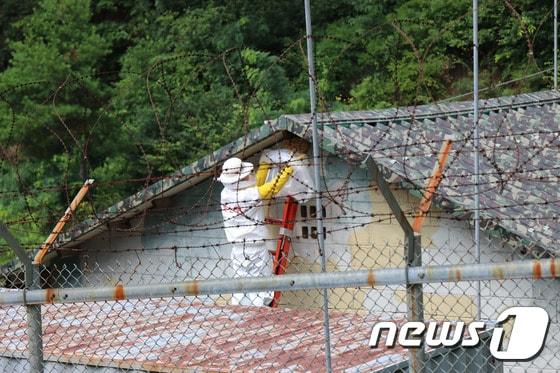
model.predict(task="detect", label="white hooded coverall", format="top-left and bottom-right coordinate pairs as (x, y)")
top-left (220, 167), bottom-right (292, 306)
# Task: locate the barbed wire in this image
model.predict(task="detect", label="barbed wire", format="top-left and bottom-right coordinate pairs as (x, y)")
top-left (0, 4), bottom-right (559, 372)
top-left (0, 3), bottom-right (557, 255)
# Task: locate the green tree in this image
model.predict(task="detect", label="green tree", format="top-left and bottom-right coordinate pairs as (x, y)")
top-left (0, 0), bottom-right (114, 249)
top-left (0, 0), bottom-right (556, 258)
top-left (112, 5), bottom-right (295, 174)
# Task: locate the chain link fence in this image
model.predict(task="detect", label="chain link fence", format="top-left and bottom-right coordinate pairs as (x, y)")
top-left (1, 1), bottom-right (559, 372)
top-left (1, 94), bottom-right (559, 372)
top-left (0, 207), bottom-right (558, 372)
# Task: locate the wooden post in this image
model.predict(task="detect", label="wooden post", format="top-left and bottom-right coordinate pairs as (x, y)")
top-left (412, 136), bottom-right (454, 233)
top-left (33, 179), bottom-right (94, 265)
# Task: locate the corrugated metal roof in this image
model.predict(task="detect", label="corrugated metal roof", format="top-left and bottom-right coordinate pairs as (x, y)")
top-left (53, 89), bottom-right (560, 252)
top-left (0, 298), bottom-right (409, 372)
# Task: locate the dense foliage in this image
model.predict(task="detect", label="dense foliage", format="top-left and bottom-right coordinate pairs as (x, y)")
top-left (0, 0), bottom-right (555, 255)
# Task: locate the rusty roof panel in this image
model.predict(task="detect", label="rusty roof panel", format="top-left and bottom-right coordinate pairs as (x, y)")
top-left (0, 298), bottom-right (408, 372)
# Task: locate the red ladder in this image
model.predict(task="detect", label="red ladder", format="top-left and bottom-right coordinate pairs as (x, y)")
top-left (268, 196), bottom-right (299, 308)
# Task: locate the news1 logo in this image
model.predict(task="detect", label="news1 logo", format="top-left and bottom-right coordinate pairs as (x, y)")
top-left (369, 307), bottom-right (550, 361)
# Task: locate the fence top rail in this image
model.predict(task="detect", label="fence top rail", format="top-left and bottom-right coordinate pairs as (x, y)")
top-left (0, 258), bottom-right (557, 306)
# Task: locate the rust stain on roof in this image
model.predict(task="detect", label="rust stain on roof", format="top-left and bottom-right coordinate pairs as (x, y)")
top-left (0, 298), bottom-right (409, 372)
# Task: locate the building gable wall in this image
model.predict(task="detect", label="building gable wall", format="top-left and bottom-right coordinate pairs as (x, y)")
top-left (77, 151), bottom-right (557, 320)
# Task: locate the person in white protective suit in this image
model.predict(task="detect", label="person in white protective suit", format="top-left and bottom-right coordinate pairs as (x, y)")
top-left (218, 157), bottom-right (293, 306)
top-left (258, 145), bottom-right (314, 203)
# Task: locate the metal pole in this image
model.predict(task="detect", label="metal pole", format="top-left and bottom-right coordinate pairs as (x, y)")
top-left (0, 224), bottom-right (44, 373)
top-left (406, 233), bottom-right (425, 372)
top-left (366, 159), bottom-right (424, 372)
top-left (303, 0), bottom-right (332, 371)
top-left (1, 258), bottom-right (557, 306)
top-left (555, 0), bottom-right (558, 90)
top-left (473, 0), bottom-right (482, 321)
top-left (27, 274), bottom-right (43, 373)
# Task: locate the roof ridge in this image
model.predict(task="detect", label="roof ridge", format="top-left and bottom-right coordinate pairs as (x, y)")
top-left (52, 90), bottom-right (559, 252)
top-left (282, 90), bottom-right (560, 125)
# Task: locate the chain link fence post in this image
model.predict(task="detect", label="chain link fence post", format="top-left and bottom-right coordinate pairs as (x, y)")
top-left (304, 0), bottom-right (333, 370)
top-left (27, 266), bottom-right (44, 373)
top-left (406, 232), bottom-right (425, 373)
top-left (366, 158), bottom-right (426, 372)
top-left (0, 223), bottom-right (44, 373)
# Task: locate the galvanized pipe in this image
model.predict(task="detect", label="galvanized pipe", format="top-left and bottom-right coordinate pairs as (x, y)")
top-left (0, 224), bottom-right (44, 373)
top-left (27, 304), bottom-right (43, 373)
top-left (472, 0), bottom-right (482, 321)
top-left (407, 233), bottom-right (425, 373)
top-left (304, 0), bottom-right (332, 371)
top-left (2, 259), bottom-right (558, 306)
top-left (365, 156), bottom-right (425, 372)
top-left (28, 266), bottom-right (44, 373)
top-left (0, 224), bottom-right (33, 282)
top-left (555, 0), bottom-right (558, 90)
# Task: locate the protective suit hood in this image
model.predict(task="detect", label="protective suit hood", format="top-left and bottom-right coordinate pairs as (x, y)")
top-left (221, 175), bottom-right (256, 191)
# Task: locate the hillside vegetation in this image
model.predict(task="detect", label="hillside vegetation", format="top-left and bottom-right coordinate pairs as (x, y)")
top-left (0, 0), bottom-right (554, 254)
